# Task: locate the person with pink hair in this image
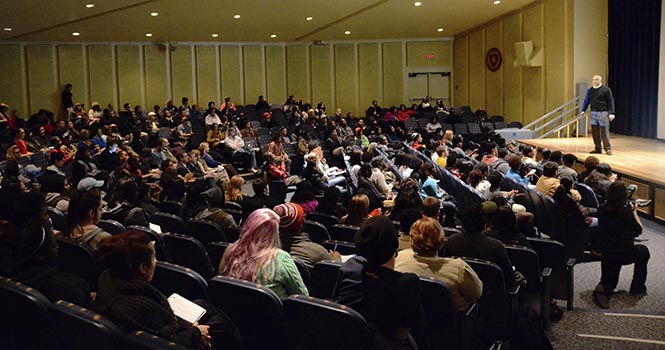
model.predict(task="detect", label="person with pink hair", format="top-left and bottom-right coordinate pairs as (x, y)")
top-left (219, 208), bottom-right (309, 300)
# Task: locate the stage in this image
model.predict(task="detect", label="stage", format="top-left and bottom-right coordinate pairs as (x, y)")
top-left (519, 134), bottom-right (665, 222)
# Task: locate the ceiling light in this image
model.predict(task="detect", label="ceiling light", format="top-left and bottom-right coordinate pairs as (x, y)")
top-left (493, 0), bottom-right (501, 4)
top-left (145, 33), bottom-right (153, 37)
top-left (437, 28), bottom-right (444, 32)
top-left (3, 27), bottom-right (11, 31)
top-left (72, 32), bottom-right (80, 36)
top-left (270, 34), bottom-right (277, 38)
top-left (150, 12), bottom-right (159, 16)
top-left (414, 2), bottom-right (422, 6)
top-left (306, 17), bottom-right (313, 21)
top-left (344, 31), bottom-right (351, 35)
top-left (233, 14), bottom-right (241, 19)
top-left (85, 3), bottom-right (95, 8)
top-left (211, 33), bottom-right (219, 38)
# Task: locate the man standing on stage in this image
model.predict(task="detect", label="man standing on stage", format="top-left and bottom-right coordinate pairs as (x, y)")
top-left (580, 75), bottom-right (615, 155)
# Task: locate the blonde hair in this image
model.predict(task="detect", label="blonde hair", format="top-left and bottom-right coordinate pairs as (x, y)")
top-left (443, 130), bottom-right (454, 143)
top-left (225, 175), bottom-right (245, 202)
top-left (409, 217), bottom-right (445, 256)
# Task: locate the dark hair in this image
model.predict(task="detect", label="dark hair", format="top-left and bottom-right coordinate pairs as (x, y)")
top-left (68, 190), bottom-right (102, 229)
top-left (462, 205), bottom-right (485, 233)
top-left (323, 186), bottom-right (341, 203)
top-left (112, 177), bottom-right (140, 205)
top-left (542, 161), bottom-right (558, 177)
top-left (493, 206), bottom-right (517, 236)
top-left (550, 151), bottom-right (563, 164)
top-left (354, 216), bottom-right (398, 266)
top-left (359, 163), bottom-right (373, 179)
top-left (422, 197), bottom-right (440, 218)
top-left (507, 154), bottom-right (522, 171)
top-left (467, 169), bottom-right (483, 188)
top-left (562, 153), bottom-right (577, 165)
top-left (541, 148), bottom-right (552, 161)
top-left (252, 178), bottom-right (268, 195)
top-left (419, 163), bottom-right (436, 179)
top-left (487, 171), bottom-right (503, 190)
top-left (50, 151), bottom-right (65, 165)
top-left (97, 231), bottom-right (153, 280)
top-left (605, 181), bottom-right (628, 211)
top-left (399, 208), bottom-right (423, 234)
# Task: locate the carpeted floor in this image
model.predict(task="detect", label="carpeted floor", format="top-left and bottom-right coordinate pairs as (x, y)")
top-left (548, 217), bottom-right (665, 349)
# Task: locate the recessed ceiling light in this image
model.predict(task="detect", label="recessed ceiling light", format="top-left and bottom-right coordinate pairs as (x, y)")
top-left (3, 27), bottom-right (11, 32)
top-left (233, 14), bottom-right (241, 19)
top-left (493, 0), bottom-right (501, 4)
top-left (437, 28), bottom-right (444, 32)
top-left (270, 34), bottom-right (277, 38)
top-left (306, 17), bottom-right (313, 21)
top-left (211, 33), bottom-right (219, 38)
top-left (72, 32), bottom-right (80, 36)
top-left (150, 12), bottom-right (159, 16)
top-left (85, 3), bottom-right (95, 8)
top-left (145, 33), bottom-right (153, 37)
top-left (414, 2), bottom-right (422, 6)
top-left (344, 31), bottom-right (351, 35)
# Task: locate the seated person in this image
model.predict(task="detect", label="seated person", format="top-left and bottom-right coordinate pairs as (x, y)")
top-left (273, 203), bottom-right (340, 268)
top-left (315, 186), bottom-right (348, 219)
top-left (181, 181), bottom-right (237, 230)
top-left (396, 218), bottom-right (483, 312)
top-left (242, 178), bottom-right (279, 219)
top-left (220, 209), bottom-right (309, 300)
top-left (535, 161), bottom-right (560, 197)
top-left (68, 190), bottom-right (112, 250)
top-left (340, 194), bottom-right (370, 227)
top-left (95, 231), bottom-right (242, 349)
top-left (397, 208), bottom-right (425, 251)
top-left (102, 177), bottom-right (151, 228)
top-left (486, 206), bottom-right (532, 248)
top-left (334, 215), bottom-right (424, 349)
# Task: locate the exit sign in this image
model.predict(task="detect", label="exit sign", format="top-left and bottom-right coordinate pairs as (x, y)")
top-left (425, 53), bottom-right (435, 60)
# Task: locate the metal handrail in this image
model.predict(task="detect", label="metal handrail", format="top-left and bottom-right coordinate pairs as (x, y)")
top-left (523, 97), bottom-right (579, 130)
top-left (533, 108), bottom-right (579, 132)
top-left (539, 113), bottom-right (586, 139)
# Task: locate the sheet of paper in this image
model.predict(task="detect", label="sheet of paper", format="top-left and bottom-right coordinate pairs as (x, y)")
top-left (340, 254), bottom-right (354, 263)
top-left (168, 293), bottom-right (206, 324)
top-left (149, 223), bottom-right (162, 234)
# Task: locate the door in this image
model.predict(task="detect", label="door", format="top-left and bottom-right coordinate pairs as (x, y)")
top-left (407, 72), bottom-right (451, 105)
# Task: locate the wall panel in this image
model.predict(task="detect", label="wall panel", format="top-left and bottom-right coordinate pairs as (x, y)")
top-left (116, 45), bottom-right (142, 106)
top-left (0, 44), bottom-right (27, 115)
top-left (87, 45), bottom-right (114, 108)
top-left (310, 45), bottom-right (333, 107)
top-left (334, 44), bottom-right (357, 115)
top-left (57, 45), bottom-right (86, 114)
top-left (171, 45), bottom-right (194, 104)
top-left (27, 45), bottom-right (57, 114)
top-left (544, 0), bottom-right (566, 112)
top-left (407, 41), bottom-right (452, 67)
top-left (522, 3), bottom-right (545, 123)
top-left (358, 43), bottom-right (381, 110)
top-left (243, 45), bottom-right (264, 105)
top-left (503, 12), bottom-right (523, 121)
top-left (285, 46), bottom-right (309, 102)
top-left (265, 45), bottom-right (286, 104)
top-left (485, 21), bottom-right (503, 115)
top-left (469, 30), bottom-right (485, 110)
top-left (220, 46), bottom-right (241, 104)
top-left (453, 36), bottom-right (469, 107)
top-left (382, 42), bottom-right (403, 108)
top-left (195, 45), bottom-right (218, 107)
top-left (143, 45), bottom-right (167, 108)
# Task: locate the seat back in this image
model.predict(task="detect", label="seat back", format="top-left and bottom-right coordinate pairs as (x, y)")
top-left (576, 182), bottom-right (599, 208)
top-left (306, 212), bottom-right (340, 228)
top-left (208, 276), bottom-right (289, 350)
top-left (161, 233), bottom-right (215, 278)
top-left (293, 258), bottom-right (313, 295)
top-left (128, 225), bottom-right (172, 262)
top-left (311, 260), bottom-right (342, 299)
top-left (47, 206), bottom-right (67, 233)
top-left (527, 237), bottom-right (574, 308)
top-left (50, 300), bottom-right (124, 350)
top-left (158, 200), bottom-right (183, 215)
top-left (505, 245), bottom-right (542, 293)
top-left (223, 201), bottom-right (244, 212)
top-left (186, 218), bottom-right (227, 245)
top-left (414, 277), bottom-right (458, 350)
top-left (151, 212), bottom-right (187, 234)
top-left (206, 241), bottom-right (230, 268)
top-left (329, 224), bottom-right (359, 242)
top-left (151, 261), bottom-right (209, 301)
top-left (283, 295), bottom-right (372, 350)
top-left (462, 257), bottom-right (510, 339)
top-left (98, 219), bottom-right (126, 235)
top-left (268, 181), bottom-right (288, 204)
top-left (321, 240), bottom-right (356, 256)
top-left (0, 276), bottom-right (61, 350)
top-left (123, 330), bottom-right (191, 350)
top-left (55, 236), bottom-right (99, 289)
top-left (541, 195), bottom-right (563, 239)
top-left (224, 208), bottom-right (244, 226)
top-left (303, 220), bottom-right (331, 244)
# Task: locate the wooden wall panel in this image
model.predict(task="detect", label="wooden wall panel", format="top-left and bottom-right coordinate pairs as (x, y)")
top-left (116, 45), bottom-right (141, 106)
top-left (407, 41), bottom-right (452, 67)
top-left (453, 36), bottom-right (469, 107)
top-left (310, 45), bottom-right (333, 108)
top-left (469, 30), bottom-right (485, 110)
top-left (195, 45), bottom-right (218, 107)
top-left (242, 45), bottom-right (264, 105)
top-left (358, 43), bottom-right (381, 111)
top-left (286, 45), bottom-right (309, 102)
top-left (265, 45), bottom-right (286, 104)
top-left (220, 46), bottom-right (241, 104)
top-left (382, 42), bottom-right (403, 108)
top-left (334, 44), bottom-right (357, 115)
top-left (503, 12), bottom-right (523, 121)
top-left (522, 3), bottom-right (545, 124)
top-left (171, 45), bottom-right (194, 104)
top-left (544, 0), bottom-right (567, 112)
top-left (87, 45), bottom-right (114, 108)
top-left (57, 45), bottom-right (86, 116)
top-left (27, 45), bottom-right (57, 114)
top-left (485, 21), bottom-right (503, 116)
top-left (0, 44), bottom-right (27, 116)
top-left (143, 45), bottom-right (168, 109)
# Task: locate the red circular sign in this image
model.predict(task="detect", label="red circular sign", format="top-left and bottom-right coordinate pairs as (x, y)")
top-left (485, 47), bottom-right (502, 72)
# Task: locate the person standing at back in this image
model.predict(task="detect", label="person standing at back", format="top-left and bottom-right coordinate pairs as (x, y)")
top-left (580, 75), bottom-right (615, 155)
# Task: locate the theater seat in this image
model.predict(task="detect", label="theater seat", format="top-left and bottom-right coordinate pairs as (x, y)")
top-left (50, 300), bottom-right (124, 350)
top-left (97, 219), bottom-right (126, 235)
top-left (124, 330), bottom-right (191, 350)
top-left (311, 260), bottom-right (342, 300)
top-left (55, 236), bottom-right (99, 290)
top-left (186, 218), bottom-right (227, 245)
top-left (321, 240), bottom-right (356, 256)
top-left (505, 245), bottom-right (552, 329)
top-left (206, 241), bottom-right (230, 268)
top-left (151, 261), bottom-right (209, 301)
top-left (527, 237), bottom-right (576, 310)
top-left (303, 220), bottom-right (331, 244)
top-left (162, 233), bottom-right (215, 279)
top-left (329, 224), bottom-right (359, 242)
top-left (151, 212), bottom-right (188, 234)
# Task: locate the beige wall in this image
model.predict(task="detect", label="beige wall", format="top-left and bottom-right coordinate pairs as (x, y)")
top-left (0, 40), bottom-right (452, 119)
top-left (453, 0), bottom-right (574, 125)
top-left (573, 0), bottom-right (608, 87)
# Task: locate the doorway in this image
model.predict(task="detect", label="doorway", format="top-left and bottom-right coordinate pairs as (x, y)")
top-left (407, 72), bottom-right (451, 105)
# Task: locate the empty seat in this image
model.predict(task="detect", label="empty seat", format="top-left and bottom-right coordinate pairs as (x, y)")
top-left (128, 225), bottom-right (172, 262)
top-left (321, 240), bottom-right (356, 256)
top-left (404, 118), bottom-right (418, 131)
top-left (206, 241), bottom-right (231, 268)
top-left (47, 206), bottom-right (67, 233)
top-left (493, 121), bottom-right (508, 129)
top-left (505, 245), bottom-right (552, 329)
top-left (528, 237), bottom-right (576, 310)
top-left (329, 224), bottom-right (359, 242)
top-left (284, 295), bottom-right (372, 350)
top-left (158, 200), bottom-right (183, 216)
top-left (311, 260), bottom-right (342, 299)
top-left (508, 121), bottom-right (523, 129)
top-left (162, 233), bottom-right (215, 278)
top-left (124, 330), bottom-right (191, 350)
top-left (303, 220), bottom-right (330, 244)
top-left (0, 276), bottom-right (61, 350)
top-left (97, 219), bottom-right (126, 235)
top-left (151, 212), bottom-right (188, 234)
top-left (186, 218), bottom-right (227, 245)
top-left (50, 300), bottom-right (124, 350)
top-left (454, 123), bottom-right (469, 135)
top-left (467, 123), bottom-right (482, 134)
top-left (306, 212), bottom-right (340, 228)
top-left (151, 261), bottom-right (209, 301)
top-left (56, 236), bottom-right (99, 290)
top-left (208, 276), bottom-right (290, 350)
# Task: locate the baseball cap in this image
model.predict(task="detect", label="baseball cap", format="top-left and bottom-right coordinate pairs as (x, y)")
top-left (77, 177), bottom-right (104, 192)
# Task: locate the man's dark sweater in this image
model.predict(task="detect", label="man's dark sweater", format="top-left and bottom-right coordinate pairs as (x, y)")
top-left (582, 85), bottom-right (615, 113)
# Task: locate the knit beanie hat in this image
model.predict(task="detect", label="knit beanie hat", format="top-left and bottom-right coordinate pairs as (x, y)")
top-left (273, 203), bottom-right (304, 233)
top-left (354, 215), bottom-right (399, 266)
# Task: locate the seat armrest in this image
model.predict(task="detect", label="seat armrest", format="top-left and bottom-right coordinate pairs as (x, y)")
top-left (541, 267), bottom-right (552, 278)
top-left (566, 258), bottom-right (576, 268)
top-left (507, 284), bottom-right (520, 296)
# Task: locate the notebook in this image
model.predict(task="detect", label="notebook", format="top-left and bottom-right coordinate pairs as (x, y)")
top-left (167, 293), bottom-right (207, 324)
